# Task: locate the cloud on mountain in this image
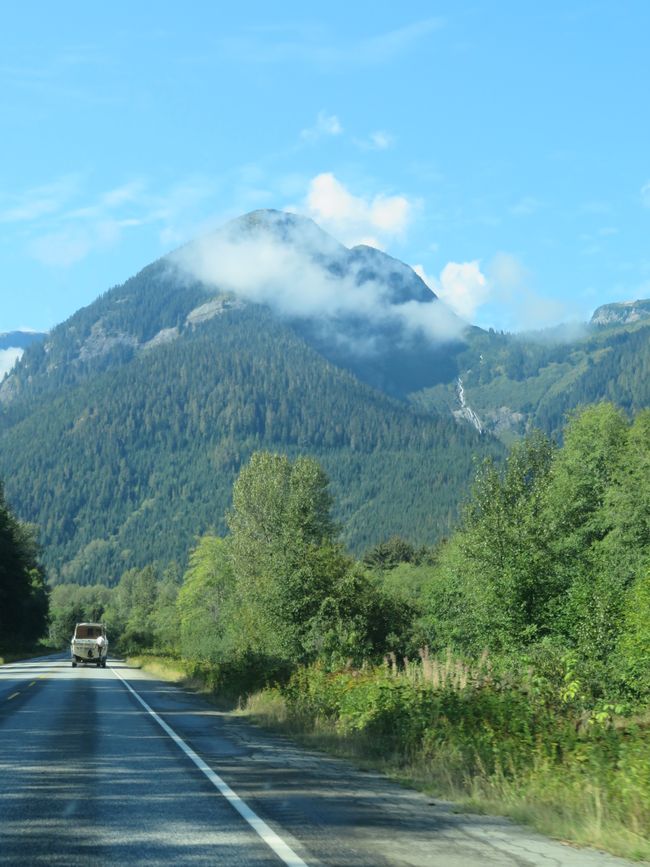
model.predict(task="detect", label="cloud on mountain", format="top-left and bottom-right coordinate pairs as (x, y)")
top-left (414, 253), bottom-right (577, 332)
top-left (412, 261), bottom-right (489, 321)
top-left (173, 210), bottom-right (463, 349)
top-left (0, 348), bottom-right (24, 379)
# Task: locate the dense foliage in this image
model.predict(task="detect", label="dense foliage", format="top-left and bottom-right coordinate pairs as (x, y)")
top-left (0, 303), bottom-right (497, 584)
top-left (49, 404), bottom-right (649, 704)
top-left (412, 318), bottom-right (650, 443)
top-left (44, 405), bottom-right (650, 854)
top-left (0, 482), bottom-right (48, 649)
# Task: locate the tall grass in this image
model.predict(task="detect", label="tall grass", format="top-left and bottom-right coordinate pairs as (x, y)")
top-left (244, 651), bottom-right (650, 862)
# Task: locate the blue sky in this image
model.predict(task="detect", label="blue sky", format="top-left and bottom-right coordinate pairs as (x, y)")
top-left (1, 1), bottom-right (649, 335)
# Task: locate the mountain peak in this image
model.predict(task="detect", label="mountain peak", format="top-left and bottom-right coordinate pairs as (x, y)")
top-left (590, 298), bottom-right (650, 326)
top-left (348, 244), bottom-right (437, 305)
top-left (219, 208), bottom-right (344, 258)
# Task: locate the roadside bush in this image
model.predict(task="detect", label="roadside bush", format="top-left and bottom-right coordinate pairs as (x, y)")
top-left (261, 652), bottom-right (650, 858)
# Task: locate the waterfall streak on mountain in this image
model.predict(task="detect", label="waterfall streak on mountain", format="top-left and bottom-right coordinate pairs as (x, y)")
top-left (454, 377), bottom-right (483, 434)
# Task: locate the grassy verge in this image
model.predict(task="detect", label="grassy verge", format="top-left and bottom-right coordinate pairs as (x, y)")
top-left (125, 653), bottom-right (240, 709)
top-left (122, 654), bottom-right (650, 862)
top-left (0, 642), bottom-right (58, 665)
top-left (126, 654), bottom-right (188, 684)
top-left (243, 669), bottom-right (650, 864)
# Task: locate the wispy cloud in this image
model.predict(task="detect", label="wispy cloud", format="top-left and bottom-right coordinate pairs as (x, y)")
top-left (3, 174), bottom-right (218, 267)
top-left (510, 196), bottom-right (542, 217)
top-left (0, 348), bottom-right (24, 379)
top-left (415, 252), bottom-right (578, 330)
top-left (0, 176), bottom-right (79, 223)
top-left (354, 130), bottom-right (394, 151)
top-left (300, 111), bottom-right (343, 142)
top-left (486, 252), bottom-right (575, 329)
top-left (579, 200), bottom-right (612, 215)
top-left (219, 18), bottom-right (444, 68)
top-left (641, 181), bottom-right (650, 208)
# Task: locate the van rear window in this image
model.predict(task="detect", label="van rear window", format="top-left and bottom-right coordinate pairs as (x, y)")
top-left (75, 625), bottom-right (101, 639)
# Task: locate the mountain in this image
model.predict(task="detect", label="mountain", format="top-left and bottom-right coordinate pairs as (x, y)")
top-left (0, 330), bottom-right (47, 351)
top-left (0, 210), bottom-right (462, 409)
top-left (590, 299), bottom-right (650, 327)
top-left (2, 209), bottom-right (647, 585)
top-left (409, 313), bottom-right (650, 443)
top-left (0, 330), bottom-right (47, 380)
top-left (0, 211), bottom-right (498, 584)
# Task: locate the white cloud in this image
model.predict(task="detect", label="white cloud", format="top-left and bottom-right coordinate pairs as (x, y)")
top-left (438, 262), bottom-right (490, 320)
top-left (300, 111), bottom-right (343, 142)
top-left (414, 252), bottom-right (574, 330)
top-left (303, 172), bottom-right (411, 247)
top-left (356, 235), bottom-right (384, 250)
top-left (354, 130), bottom-right (393, 151)
top-left (510, 196), bottom-right (542, 217)
top-left (219, 18), bottom-right (444, 68)
top-left (0, 348), bottom-right (24, 379)
top-left (0, 176), bottom-right (79, 223)
top-left (641, 182), bottom-right (650, 208)
top-left (173, 210), bottom-right (463, 348)
top-left (413, 261), bottom-right (490, 320)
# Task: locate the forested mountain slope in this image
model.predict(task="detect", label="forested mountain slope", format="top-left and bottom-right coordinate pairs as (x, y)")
top-left (0, 297), bottom-right (495, 585)
top-left (1, 208), bottom-right (647, 584)
top-left (410, 313), bottom-right (650, 443)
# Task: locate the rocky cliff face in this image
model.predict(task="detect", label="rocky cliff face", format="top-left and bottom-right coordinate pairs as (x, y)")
top-left (590, 299), bottom-right (650, 326)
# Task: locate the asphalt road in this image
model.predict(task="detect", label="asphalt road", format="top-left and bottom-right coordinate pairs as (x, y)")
top-left (0, 656), bottom-right (642, 866)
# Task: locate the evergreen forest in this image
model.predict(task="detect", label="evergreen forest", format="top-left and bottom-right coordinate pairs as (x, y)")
top-left (34, 402), bottom-right (650, 859)
top-left (0, 303), bottom-right (499, 583)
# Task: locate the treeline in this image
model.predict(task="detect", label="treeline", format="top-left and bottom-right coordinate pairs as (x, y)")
top-left (49, 402), bottom-right (649, 704)
top-left (50, 452), bottom-right (412, 690)
top-left (0, 483), bottom-right (48, 650)
top-left (415, 318), bottom-right (650, 445)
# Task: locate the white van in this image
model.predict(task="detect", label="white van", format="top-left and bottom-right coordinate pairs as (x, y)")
top-left (71, 622), bottom-right (108, 668)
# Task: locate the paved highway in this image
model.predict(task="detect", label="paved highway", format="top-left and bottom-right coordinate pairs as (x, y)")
top-left (0, 656), bottom-right (641, 866)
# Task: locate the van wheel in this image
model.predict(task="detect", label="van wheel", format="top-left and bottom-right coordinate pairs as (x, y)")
top-left (72, 660), bottom-right (77, 667)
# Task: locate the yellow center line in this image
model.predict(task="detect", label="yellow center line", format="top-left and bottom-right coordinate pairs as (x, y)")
top-left (7, 692), bottom-right (20, 700)
top-left (29, 681), bottom-right (36, 687)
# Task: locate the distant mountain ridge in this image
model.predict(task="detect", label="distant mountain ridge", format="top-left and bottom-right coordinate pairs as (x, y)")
top-left (0, 330), bottom-right (47, 351)
top-left (409, 309), bottom-right (650, 443)
top-left (590, 299), bottom-right (650, 327)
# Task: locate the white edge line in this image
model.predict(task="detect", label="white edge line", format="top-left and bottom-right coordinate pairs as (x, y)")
top-left (111, 664), bottom-right (307, 867)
